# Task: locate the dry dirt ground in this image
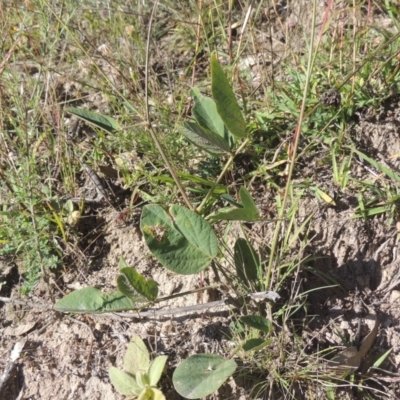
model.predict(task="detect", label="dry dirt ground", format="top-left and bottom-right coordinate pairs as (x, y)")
top-left (2, 2), bottom-right (400, 400)
top-left (2, 104), bottom-right (400, 400)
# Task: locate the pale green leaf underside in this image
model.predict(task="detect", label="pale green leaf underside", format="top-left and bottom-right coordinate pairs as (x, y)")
top-left (180, 122), bottom-right (230, 155)
top-left (54, 287), bottom-right (137, 313)
top-left (124, 335), bottom-right (150, 376)
top-left (191, 87), bottom-right (233, 146)
top-left (109, 367), bottom-right (141, 396)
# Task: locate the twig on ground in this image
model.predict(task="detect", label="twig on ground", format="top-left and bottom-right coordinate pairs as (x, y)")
top-left (68, 316), bottom-right (96, 340)
top-left (0, 340), bottom-right (26, 398)
top-left (110, 291), bottom-right (280, 319)
top-left (0, 291), bottom-right (280, 319)
top-left (0, 296), bottom-right (49, 309)
top-left (83, 164), bottom-right (107, 201)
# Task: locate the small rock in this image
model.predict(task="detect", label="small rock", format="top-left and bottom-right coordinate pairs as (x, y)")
top-left (390, 290), bottom-right (400, 302)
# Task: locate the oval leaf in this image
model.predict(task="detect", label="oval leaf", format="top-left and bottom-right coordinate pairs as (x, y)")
top-left (118, 266), bottom-right (158, 301)
top-left (109, 367), bottom-right (141, 396)
top-left (180, 121), bottom-right (231, 155)
top-left (100, 291), bottom-right (137, 312)
top-left (211, 53), bottom-right (246, 138)
top-left (234, 238), bottom-right (261, 286)
top-left (116, 274), bottom-right (148, 303)
top-left (66, 107), bottom-right (120, 133)
top-left (209, 187), bottom-right (260, 222)
top-left (240, 315), bottom-right (272, 334)
top-left (173, 354), bottom-right (237, 399)
top-left (54, 287), bottom-right (136, 313)
top-left (124, 335), bottom-right (150, 376)
top-left (140, 205), bottom-right (218, 275)
top-left (148, 355), bottom-right (168, 386)
top-left (169, 205), bottom-right (218, 255)
top-left (191, 87), bottom-right (234, 146)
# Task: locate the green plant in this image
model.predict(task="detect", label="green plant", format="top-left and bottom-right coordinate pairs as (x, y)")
top-left (109, 335), bottom-right (168, 400)
top-left (4, 0), bottom-right (400, 398)
top-left (173, 354), bottom-right (237, 399)
top-left (0, 174), bottom-right (63, 293)
top-left (54, 257), bottom-right (157, 313)
top-left (53, 54), bottom-right (267, 397)
top-left (51, 50), bottom-right (301, 398)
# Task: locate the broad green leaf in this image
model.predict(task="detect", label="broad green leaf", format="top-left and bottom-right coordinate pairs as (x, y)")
top-left (66, 107), bottom-right (120, 133)
top-left (208, 187), bottom-right (260, 222)
top-left (53, 287), bottom-right (136, 313)
top-left (141, 205), bottom-right (218, 274)
top-left (242, 338), bottom-right (269, 352)
top-left (148, 356), bottom-right (168, 386)
top-left (116, 274), bottom-right (148, 303)
top-left (173, 354), bottom-right (237, 399)
top-left (236, 187), bottom-right (259, 218)
top-left (211, 53), bottom-right (246, 138)
top-left (191, 87), bottom-right (233, 146)
top-left (124, 335), bottom-right (150, 376)
top-left (234, 238), bottom-right (260, 286)
top-left (240, 315), bottom-right (272, 333)
top-left (109, 367), bottom-right (141, 396)
top-left (169, 205), bottom-right (217, 254)
top-left (179, 122), bottom-right (230, 155)
top-left (100, 291), bottom-right (137, 312)
top-left (117, 264), bottom-right (158, 301)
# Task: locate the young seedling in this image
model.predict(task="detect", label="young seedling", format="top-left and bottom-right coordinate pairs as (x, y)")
top-left (109, 335), bottom-right (168, 400)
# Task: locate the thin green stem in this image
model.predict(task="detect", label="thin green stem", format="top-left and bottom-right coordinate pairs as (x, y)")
top-left (196, 138), bottom-right (250, 213)
top-left (265, 0), bottom-right (318, 289)
top-left (144, 0), bottom-right (193, 210)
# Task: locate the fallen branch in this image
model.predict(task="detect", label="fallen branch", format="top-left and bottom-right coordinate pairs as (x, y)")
top-left (0, 291), bottom-right (280, 319)
top-left (0, 296), bottom-right (48, 309)
top-left (0, 340), bottom-right (26, 398)
top-left (101, 291), bottom-right (281, 319)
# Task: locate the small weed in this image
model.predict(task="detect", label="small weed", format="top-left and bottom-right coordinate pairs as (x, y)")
top-left (109, 335), bottom-right (168, 400)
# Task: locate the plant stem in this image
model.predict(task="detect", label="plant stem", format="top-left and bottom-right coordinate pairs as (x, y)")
top-left (265, 0), bottom-right (318, 289)
top-left (144, 0), bottom-right (193, 211)
top-left (196, 138), bottom-right (249, 213)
